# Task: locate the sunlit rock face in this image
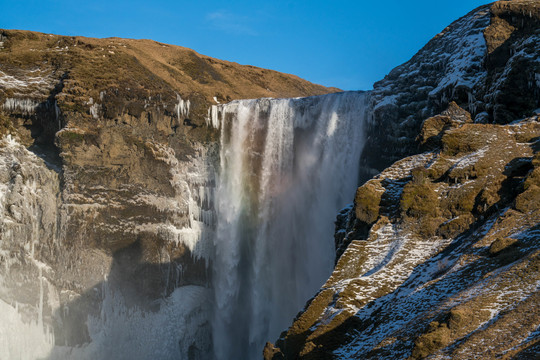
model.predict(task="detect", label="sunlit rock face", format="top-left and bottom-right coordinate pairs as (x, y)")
top-left (268, 105), bottom-right (540, 359)
top-left (362, 1), bottom-right (540, 180)
top-left (210, 92), bottom-right (368, 359)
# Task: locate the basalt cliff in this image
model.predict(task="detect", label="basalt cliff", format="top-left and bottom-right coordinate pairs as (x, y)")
top-left (0, 1), bottom-right (539, 360)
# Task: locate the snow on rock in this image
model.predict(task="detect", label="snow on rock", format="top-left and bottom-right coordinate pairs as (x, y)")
top-left (0, 135), bottom-right (61, 360)
top-left (0, 70), bottom-right (53, 92)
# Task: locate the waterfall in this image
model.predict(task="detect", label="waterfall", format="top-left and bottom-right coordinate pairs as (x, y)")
top-left (0, 91), bottom-right (368, 359)
top-left (211, 91), bottom-right (368, 359)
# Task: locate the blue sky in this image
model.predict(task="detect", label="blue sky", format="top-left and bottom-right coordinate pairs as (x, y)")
top-left (2, 0), bottom-right (490, 90)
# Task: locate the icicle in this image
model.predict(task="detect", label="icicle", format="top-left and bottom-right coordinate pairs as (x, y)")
top-left (174, 94), bottom-right (191, 120)
top-left (206, 104), bottom-right (221, 129)
top-left (3, 98), bottom-right (40, 114)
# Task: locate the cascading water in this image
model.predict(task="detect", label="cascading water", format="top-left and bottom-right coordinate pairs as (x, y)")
top-left (210, 91), bottom-right (368, 359)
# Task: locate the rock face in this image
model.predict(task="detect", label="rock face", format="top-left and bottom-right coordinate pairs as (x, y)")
top-left (0, 29), bottom-right (338, 358)
top-left (269, 105), bottom-right (540, 359)
top-left (360, 1), bottom-right (540, 180)
top-left (267, 1), bottom-right (540, 359)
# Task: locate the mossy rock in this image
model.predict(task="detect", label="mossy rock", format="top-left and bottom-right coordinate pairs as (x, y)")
top-left (412, 307), bottom-right (478, 359)
top-left (417, 216), bottom-right (446, 238)
top-left (531, 152), bottom-right (540, 168)
top-left (411, 166), bottom-right (430, 184)
top-left (56, 130), bottom-right (88, 147)
top-left (400, 181), bottom-right (439, 218)
top-left (437, 214), bottom-right (475, 239)
top-left (411, 321), bottom-right (451, 359)
top-left (440, 182), bottom-right (484, 217)
top-left (489, 237), bottom-right (518, 256)
top-left (515, 184), bottom-right (540, 213)
top-left (426, 156), bottom-right (454, 180)
top-left (441, 124), bottom-right (496, 156)
top-left (418, 115), bottom-right (453, 149)
top-left (446, 308), bottom-right (472, 330)
top-left (355, 181), bottom-right (383, 224)
top-left (523, 167), bottom-right (540, 191)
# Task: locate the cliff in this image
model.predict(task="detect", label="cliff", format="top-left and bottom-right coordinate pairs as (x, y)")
top-left (266, 1), bottom-right (540, 359)
top-left (0, 29), bottom-right (338, 358)
top-left (360, 0), bottom-right (540, 180)
top-left (1, 1), bottom-right (539, 359)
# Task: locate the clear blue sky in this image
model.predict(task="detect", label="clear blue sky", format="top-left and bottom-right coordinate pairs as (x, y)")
top-left (2, 0), bottom-right (490, 90)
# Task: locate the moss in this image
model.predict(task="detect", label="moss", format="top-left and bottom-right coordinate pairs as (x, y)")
top-left (476, 181), bottom-right (503, 212)
top-left (523, 167), bottom-right (540, 191)
top-left (412, 307), bottom-right (479, 359)
top-left (58, 130), bottom-right (86, 146)
top-left (418, 115), bottom-right (453, 149)
top-left (427, 156), bottom-right (454, 180)
top-left (437, 214), bottom-right (475, 239)
top-left (411, 321), bottom-right (451, 359)
top-left (441, 182), bottom-right (484, 217)
top-left (515, 184), bottom-right (540, 213)
top-left (411, 166), bottom-right (430, 184)
top-left (282, 289), bottom-right (335, 358)
top-left (441, 125), bottom-right (495, 156)
top-left (354, 181), bottom-right (383, 224)
top-left (400, 181), bottom-right (439, 218)
top-left (417, 216), bottom-right (446, 238)
top-left (532, 152), bottom-right (540, 168)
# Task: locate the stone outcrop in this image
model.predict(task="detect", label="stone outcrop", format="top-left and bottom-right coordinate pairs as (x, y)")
top-left (360, 1), bottom-right (540, 181)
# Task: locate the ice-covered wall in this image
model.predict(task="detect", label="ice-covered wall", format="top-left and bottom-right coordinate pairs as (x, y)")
top-left (0, 133), bottom-right (217, 359)
top-left (0, 135), bottom-right (60, 359)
